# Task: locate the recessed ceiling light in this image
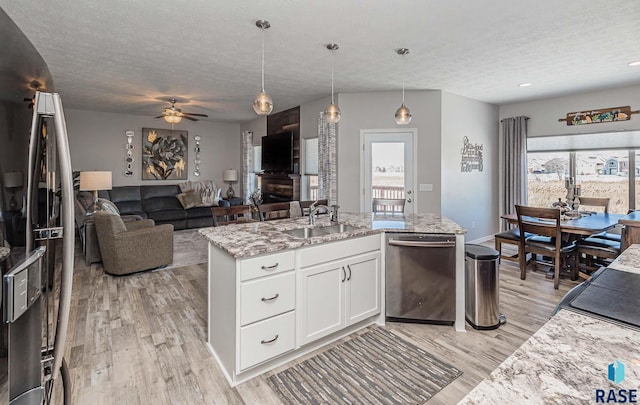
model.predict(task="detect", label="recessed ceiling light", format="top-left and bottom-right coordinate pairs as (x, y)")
top-left (629, 61), bottom-right (640, 66)
top-left (518, 83), bottom-right (532, 87)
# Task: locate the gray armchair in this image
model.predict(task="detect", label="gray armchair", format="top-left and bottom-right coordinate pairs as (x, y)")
top-left (93, 213), bottom-right (173, 275)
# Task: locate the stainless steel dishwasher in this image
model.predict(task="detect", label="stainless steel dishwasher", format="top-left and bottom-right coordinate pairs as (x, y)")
top-left (385, 233), bottom-right (456, 324)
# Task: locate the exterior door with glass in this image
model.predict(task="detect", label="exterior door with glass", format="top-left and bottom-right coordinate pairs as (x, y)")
top-left (361, 130), bottom-right (416, 214)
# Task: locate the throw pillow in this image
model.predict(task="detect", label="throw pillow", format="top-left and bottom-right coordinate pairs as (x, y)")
top-left (176, 190), bottom-right (202, 209)
top-left (97, 198), bottom-right (120, 216)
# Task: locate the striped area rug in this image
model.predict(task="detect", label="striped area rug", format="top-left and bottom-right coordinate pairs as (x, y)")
top-left (268, 327), bottom-right (462, 404)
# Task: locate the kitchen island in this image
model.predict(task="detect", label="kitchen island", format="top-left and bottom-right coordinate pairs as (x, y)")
top-left (460, 244), bottom-right (640, 403)
top-left (199, 212), bottom-right (466, 386)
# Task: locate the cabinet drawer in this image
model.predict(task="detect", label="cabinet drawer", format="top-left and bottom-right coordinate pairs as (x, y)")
top-left (239, 311), bottom-right (295, 370)
top-left (240, 251), bottom-right (295, 281)
top-left (241, 272), bottom-right (295, 326)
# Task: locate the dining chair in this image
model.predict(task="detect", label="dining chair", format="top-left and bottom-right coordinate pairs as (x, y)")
top-left (258, 202), bottom-right (294, 221)
top-left (372, 198), bottom-right (405, 214)
top-left (494, 227), bottom-right (531, 264)
top-left (578, 196), bottom-right (622, 242)
top-left (515, 205), bottom-right (578, 289)
top-left (211, 205), bottom-right (252, 226)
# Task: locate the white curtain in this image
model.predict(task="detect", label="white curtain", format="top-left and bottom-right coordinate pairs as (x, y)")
top-left (502, 116), bottom-right (528, 229)
top-left (317, 112), bottom-right (337, 205)
top-left (241, 130), bottom-right (253, 204)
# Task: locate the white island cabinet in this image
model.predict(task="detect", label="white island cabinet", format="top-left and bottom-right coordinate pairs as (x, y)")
top-left (298, 235), bottom-right (381, 345)
top-left (208, 233), bottom-right (383, 386)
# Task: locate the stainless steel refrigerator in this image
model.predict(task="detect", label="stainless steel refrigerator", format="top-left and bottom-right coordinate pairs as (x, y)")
top-left (1, 8), bottom-right (75, 405)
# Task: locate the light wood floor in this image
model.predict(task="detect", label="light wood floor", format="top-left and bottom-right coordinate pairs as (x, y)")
top-left (63, 241), bottom-right (575, 404)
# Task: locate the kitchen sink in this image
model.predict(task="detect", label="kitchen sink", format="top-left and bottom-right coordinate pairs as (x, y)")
top-left (283, 223), bottom-right (361, 239)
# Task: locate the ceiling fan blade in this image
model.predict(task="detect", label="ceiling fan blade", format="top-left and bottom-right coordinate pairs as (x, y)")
top-left (182, 112), bottom-right (208, 117)
top-left (183, 116), bottom-right (198, 121)
top-left (154, 115), bottom-right (164, 119)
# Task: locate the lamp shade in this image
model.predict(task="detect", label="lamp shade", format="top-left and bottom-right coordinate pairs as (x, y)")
top-left (3, 171), bottom-right (23, 188)
top-left (223, 169), bottom-right (238, 182)
top-left (79, 171), bottom-right (112, 191)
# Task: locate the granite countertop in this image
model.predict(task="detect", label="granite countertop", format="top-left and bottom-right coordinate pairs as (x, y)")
top-left (608, 244), bottom-right (640, 275)
top-left (459, 309), bottom-right (640, 404)
top-left (460, 244), bottom-right (640, 404)
top-left (198, 212), bottom-right (466, 258)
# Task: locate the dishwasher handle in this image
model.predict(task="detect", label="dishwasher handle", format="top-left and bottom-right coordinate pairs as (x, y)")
top-left (388, 239), bottom-right (455, 248)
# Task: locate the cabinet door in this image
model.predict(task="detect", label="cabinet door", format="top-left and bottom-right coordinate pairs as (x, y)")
top-left (345, 252), bottom-right (381, 326)
top-left (298, 260), bottom-right (346, 345)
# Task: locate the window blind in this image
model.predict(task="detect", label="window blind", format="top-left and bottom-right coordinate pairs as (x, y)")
top-left (527, 131), bottom-right (640, 153)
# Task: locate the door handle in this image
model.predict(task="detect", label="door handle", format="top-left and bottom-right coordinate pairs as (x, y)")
top-left (347, 264), bottom-right (352, 281)
top-left (388, 240), bottom-right (455, 248)
top-left (341, 266), bottom-right (346, 282)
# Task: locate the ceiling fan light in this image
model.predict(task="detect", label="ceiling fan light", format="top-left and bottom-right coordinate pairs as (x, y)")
top-left (395, 104), bottom-right (412, 125)
top-left (253, 91), bottom-right (273, 115)
top-left (324, 103), bottom-right (341, 124)
top-left (164, 114), bottom-right (182, 124)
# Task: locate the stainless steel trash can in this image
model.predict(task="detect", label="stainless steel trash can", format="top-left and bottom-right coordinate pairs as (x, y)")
top-left (465, 244), bottom-right (505, 330)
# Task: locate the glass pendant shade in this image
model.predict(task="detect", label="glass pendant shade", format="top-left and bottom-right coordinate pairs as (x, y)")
top-left (253, 20), bottom-right (273, 116)
top-left (324, 103), bottom-right (341, 124)
top-left (253, 90), bottom-right (273, 115)
top-left (395, 104), bottom-right (412, 125)
top-left (324, 43), bottom-right (341, 124)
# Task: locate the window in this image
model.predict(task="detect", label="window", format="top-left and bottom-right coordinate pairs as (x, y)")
top-left (575, 150), bottom-right (629, 214)
top-left (527, 152), bottom-right (569, 208)
top-left (526, 131), bottom-right (640, 213)
top-left (304, 138), bottom-right (318, 200)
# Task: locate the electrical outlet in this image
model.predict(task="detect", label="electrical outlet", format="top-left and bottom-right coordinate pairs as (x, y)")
top-left (419, 184), bottom-right (433, 192)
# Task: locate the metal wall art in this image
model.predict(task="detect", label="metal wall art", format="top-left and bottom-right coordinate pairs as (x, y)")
top-left (142, 127), bottom-right (188, 180)
top-left (460, 136), bottom-right (483, 172)
top-left (194, 135), bottom-right (201, 177)
top-left (558, 106), bottom-right (639, 126)
top-left (124, 130), bottom-right (134, 176)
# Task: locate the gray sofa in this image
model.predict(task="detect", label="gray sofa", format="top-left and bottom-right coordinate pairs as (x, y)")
top-left (75, 184), bottom-right (231, 265)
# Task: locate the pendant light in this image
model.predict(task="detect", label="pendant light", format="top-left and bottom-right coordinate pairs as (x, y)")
top-left (324, 43), bottom-right (341, 124)
top-left (253, 20), bottom-right (273, 115)
top-left (395, 48), bottom-right (412, 125)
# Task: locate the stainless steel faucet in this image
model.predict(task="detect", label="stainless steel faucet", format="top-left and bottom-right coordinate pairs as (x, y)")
top-left (309, 200), bottom-right (330, 225)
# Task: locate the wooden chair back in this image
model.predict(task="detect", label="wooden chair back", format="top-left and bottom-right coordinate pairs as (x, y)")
top-left (372, 198), bottom-right (405, 214)
top-left (578, 196), bottom-right (609, 213)
top-left (515, 205), bottom-right (562, 239)
top-left (211, 205), bottom-right (252, 226)
top-left (258, 202), bottom-right (292, 221)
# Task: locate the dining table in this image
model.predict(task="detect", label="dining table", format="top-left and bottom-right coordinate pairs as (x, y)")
top-left (501, 211), bottom-right (625, 239)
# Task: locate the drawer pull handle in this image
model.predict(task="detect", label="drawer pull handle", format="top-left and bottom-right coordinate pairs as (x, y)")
top-left (261, 263), bottom-right (279, 270)
top-left (261, 293), bottom-right (279, 302)
top-left (261, 334), bottom-right (279, 344)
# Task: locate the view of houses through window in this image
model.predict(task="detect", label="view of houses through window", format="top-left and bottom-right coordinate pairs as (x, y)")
top-left (527, 149), bottom-right (636, 214)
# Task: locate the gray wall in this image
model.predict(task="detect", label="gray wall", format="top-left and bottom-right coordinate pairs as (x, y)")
top-left (337, 90), bottom-right (443, 213)
top-left (65, 109), bottom-right (241, 188)
top-left (441, 92), bottom-right (499, 241)
top-left (499, 84), bottom-right (640, 137)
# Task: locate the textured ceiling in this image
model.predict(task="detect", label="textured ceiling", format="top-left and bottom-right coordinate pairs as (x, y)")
top-left (2, 0), bottom-right (640, 123)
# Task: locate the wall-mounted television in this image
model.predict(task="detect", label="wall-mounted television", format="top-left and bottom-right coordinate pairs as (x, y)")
top-left (261, 132), bottom-right (294, 173)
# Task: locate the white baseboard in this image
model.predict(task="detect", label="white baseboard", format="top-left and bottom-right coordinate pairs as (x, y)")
top-left (467, 234), bottom-right (494, 245)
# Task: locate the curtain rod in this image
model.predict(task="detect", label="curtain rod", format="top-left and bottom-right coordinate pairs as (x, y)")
top-left (499, 116), bottom-right (530, 123)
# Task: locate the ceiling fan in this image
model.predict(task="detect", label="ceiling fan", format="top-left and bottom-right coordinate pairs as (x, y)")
top-left (155, 98), bottom-right (208, 123)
